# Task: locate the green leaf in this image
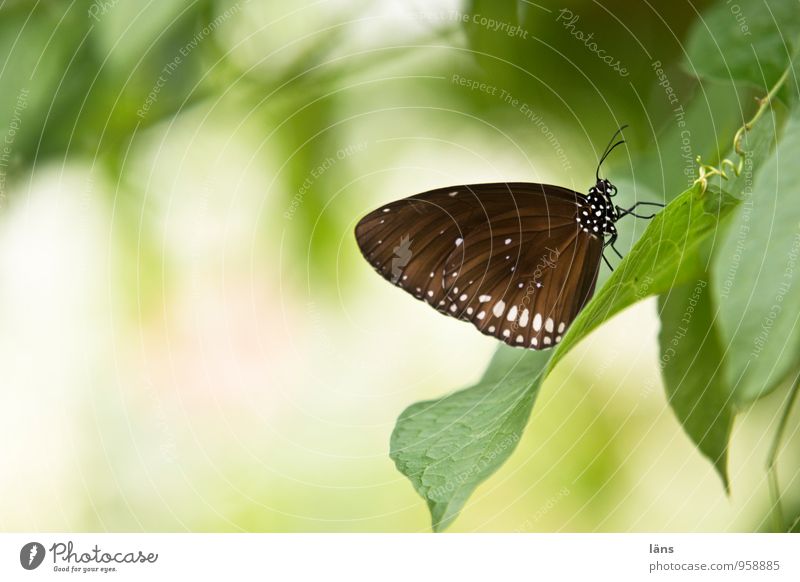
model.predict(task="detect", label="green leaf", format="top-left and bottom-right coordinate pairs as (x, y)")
top-left (547, 183), bottom-right (740, 376)
top-left (685, 0), bottom-right (800, 90)
top-left (658, 279), bottom-right (733, 490)
top-left (390, 348), bottom-right (550, 532)
top-left (712, 107), bottom-right (800, 404)
top-left (654, 106), bottom-right (779, 487)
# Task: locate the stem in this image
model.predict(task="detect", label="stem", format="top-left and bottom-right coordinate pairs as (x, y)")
top-left (734, 66), bottom-right (791, 156)
top-left (766, 373), bottom-right (800, 532)
top-left (695, 67), bottom-right (790, 191)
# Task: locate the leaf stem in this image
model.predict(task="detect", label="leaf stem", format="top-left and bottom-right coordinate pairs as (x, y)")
top-left (766, 373), bottom-right (800, 532)
top-left (694, 66), bottom-right (791, 191)
top-left (733, 66), bottom-right (791, 157)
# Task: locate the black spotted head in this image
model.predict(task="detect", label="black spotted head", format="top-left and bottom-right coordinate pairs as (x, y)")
top-left (593, 178), bottom-right (617, 198)
top-left (576, 125), bottom-right (628, 238)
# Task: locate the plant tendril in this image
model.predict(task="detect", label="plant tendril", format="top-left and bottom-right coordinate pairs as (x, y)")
top-left (693, 66), bottom-right (791, 193)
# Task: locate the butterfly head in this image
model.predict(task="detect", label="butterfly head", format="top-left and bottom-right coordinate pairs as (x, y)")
top-left (594, 178), bottom-right (618, 198)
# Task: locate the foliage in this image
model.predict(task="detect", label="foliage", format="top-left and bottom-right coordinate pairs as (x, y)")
top-left (391, 0), bottom-right (800, 531)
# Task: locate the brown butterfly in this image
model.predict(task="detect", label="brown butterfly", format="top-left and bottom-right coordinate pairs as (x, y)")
top-left (354, 127), bottom-right (662, 349)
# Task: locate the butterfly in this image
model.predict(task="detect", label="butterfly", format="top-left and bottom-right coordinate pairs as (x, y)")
top-left (354, 127), bottom-right (664, 350)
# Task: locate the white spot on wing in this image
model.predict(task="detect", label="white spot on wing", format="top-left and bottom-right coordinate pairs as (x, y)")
top-left (507, 305), bottom-right (518, 321)
top-left (558, 322), bottom-right (566, 333)
top-left (493, 301), bottom-right (505, 317)
top-left (533, 313), bottom-right (542, 331)
top-left (519, 309), bottom-right (529, 327)
top-left (455, 238), bottom-right (463, 247)
top-left (479, 295), bottom-right (491, 303)
top-left (502, 329), bottom-right (511, 338)
top-left (545, 317), bottom-right (554, 333)
top-left (477, 311), bottom-right (485, 320)
top-left (504, 238), bottom-right (512, 245)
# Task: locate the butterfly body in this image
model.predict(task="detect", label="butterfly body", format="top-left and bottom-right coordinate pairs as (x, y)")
top-left (577, 179), bottom-right (618, 239)
top-left (355, 181), bottom-right (607, 350)
top-left (354, 128), bottom-right (662, 350)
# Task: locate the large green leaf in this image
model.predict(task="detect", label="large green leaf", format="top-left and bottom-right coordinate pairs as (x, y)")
top-left (712, 108), bottom-right (800, 404)
top-left (546, 183), bottom-right (740, 376)
top-left (390, 348), bottom-right (550, 532)
top-left (685, 0), bottom-right (800, 90)
top-left (658, 279), bottom-right (733, 490)
top-left (654, 107), bottom-right (779, 487)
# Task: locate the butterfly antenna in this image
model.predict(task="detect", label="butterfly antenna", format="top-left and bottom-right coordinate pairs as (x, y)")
top-left (596, 124), bottom-right (629, 181)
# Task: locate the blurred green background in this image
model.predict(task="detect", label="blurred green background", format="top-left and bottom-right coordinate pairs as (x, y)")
top-left (1, 0), bottom-right (798, 532)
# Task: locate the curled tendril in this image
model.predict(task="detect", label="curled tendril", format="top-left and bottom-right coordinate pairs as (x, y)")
top-left (693, 67), bottom-right (790, 194)
top-left (693, 157), bottom-right (730, 191)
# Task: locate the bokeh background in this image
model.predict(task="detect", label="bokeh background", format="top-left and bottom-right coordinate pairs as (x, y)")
top-left (1, 0), bottom-right (798, 532)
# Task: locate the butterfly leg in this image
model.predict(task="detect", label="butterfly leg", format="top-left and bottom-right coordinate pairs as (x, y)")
top-left (604, 231), bottom-right (624, 259)
top-left (601, 231), bottom-right (622, 271)
top-left (616, 202), bottom-right (665, 220)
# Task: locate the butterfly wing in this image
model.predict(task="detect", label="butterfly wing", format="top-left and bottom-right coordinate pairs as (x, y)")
top-left (355, 183), bottom-right (603, 349)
